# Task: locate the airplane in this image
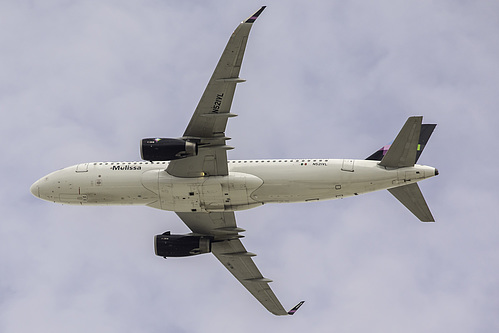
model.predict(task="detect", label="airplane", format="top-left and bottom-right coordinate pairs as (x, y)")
top-left (30, 6), bottom-right (438, 316)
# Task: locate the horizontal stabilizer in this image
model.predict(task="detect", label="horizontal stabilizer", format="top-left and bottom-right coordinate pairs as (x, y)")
top-left (379, 117), bottom-right (422, 168)
top-left (388, 183), bottom-right (435, 222)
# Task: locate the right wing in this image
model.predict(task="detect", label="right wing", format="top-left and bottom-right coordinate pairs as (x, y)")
top-left (176, 211), bottom-right (291, 316)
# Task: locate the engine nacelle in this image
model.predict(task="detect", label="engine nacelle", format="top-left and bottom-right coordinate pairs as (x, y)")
top-left (140, 138), bottom-right (198, 161)
top-left (154, 232), bottom-right (212, 257)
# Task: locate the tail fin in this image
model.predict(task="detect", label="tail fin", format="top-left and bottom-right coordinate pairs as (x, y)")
top-left (366, 122), bottom-right (436, 165)
top-left (414, 124), bottom-right (436, 163)
top-left (366, 117), bottom-right (437, 222)
top-left (379, 116), bottom-right (422, 168)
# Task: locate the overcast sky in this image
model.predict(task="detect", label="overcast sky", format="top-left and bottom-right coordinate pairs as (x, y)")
top-left (1, 1), bottom-right (498, 332)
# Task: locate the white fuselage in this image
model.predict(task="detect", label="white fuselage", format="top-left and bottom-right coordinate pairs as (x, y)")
top-left (31, 158), bottom-right (437, 213)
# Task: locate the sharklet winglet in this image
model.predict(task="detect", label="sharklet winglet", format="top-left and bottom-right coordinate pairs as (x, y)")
top-left (287, 301), bottom-right (305, 315)
top-left (244, 6), bottom-right (266, 24)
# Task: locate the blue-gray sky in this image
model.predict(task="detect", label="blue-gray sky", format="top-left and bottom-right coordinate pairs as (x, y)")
top-left (2, 1), bottom-right (498, 332)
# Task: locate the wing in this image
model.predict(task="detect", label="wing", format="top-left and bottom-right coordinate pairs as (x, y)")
top-left (167, 6), bottom-right (266, 178)
top-left (168, 7), bottom-right (303, 316)
top-left (176, 211), bottom-right (289, 316)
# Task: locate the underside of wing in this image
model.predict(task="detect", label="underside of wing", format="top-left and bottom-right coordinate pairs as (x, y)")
top-left (167, 147), bottom-right (231, 178)
top-left (167, 7), bottom-right (265, 178)
top-left (176, 211), bottom-right (240, 237)
top-left (212, 239), bottom-right (289, 316)
top-left (176, 211), bottom-right (289, 316)
top-left (164, 7), bottom-right (303, 317)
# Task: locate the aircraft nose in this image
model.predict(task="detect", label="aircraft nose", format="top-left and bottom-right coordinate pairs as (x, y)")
top-left (30, 181), bottom-right (40, 198)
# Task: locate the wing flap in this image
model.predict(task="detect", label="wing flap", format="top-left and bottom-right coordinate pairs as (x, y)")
top-left (167, 147), bottom-right (229, 177)
top-left (176, 211), bottom-right (237, 235)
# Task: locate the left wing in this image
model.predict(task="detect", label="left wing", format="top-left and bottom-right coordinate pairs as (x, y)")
top-left (167, 6), bottom-right (266, 178)
top-left (176, 212), bottom-right (290, 316)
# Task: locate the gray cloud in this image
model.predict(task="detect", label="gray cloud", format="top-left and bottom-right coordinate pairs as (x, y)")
top-left (1, 1), bottom-right (498, 332)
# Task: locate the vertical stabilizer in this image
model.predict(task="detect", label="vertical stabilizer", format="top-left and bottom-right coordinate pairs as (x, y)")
top-left (366, 117), bottom-right (438, 222)
top-left (366, 124), bottom-right (436, 163)
top-left (414, 124), bottom-right (436, 163)
top-left (379, 117), bottom-right (422, 168)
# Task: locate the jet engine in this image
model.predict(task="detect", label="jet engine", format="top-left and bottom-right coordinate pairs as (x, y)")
top-left (141, 138), bottom-right (198, 161)
top-left (154, 232), bottom-right (212, 257)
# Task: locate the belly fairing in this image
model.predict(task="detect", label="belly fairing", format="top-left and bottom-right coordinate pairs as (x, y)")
top-left (142, 170), bottom-right (263, 212)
